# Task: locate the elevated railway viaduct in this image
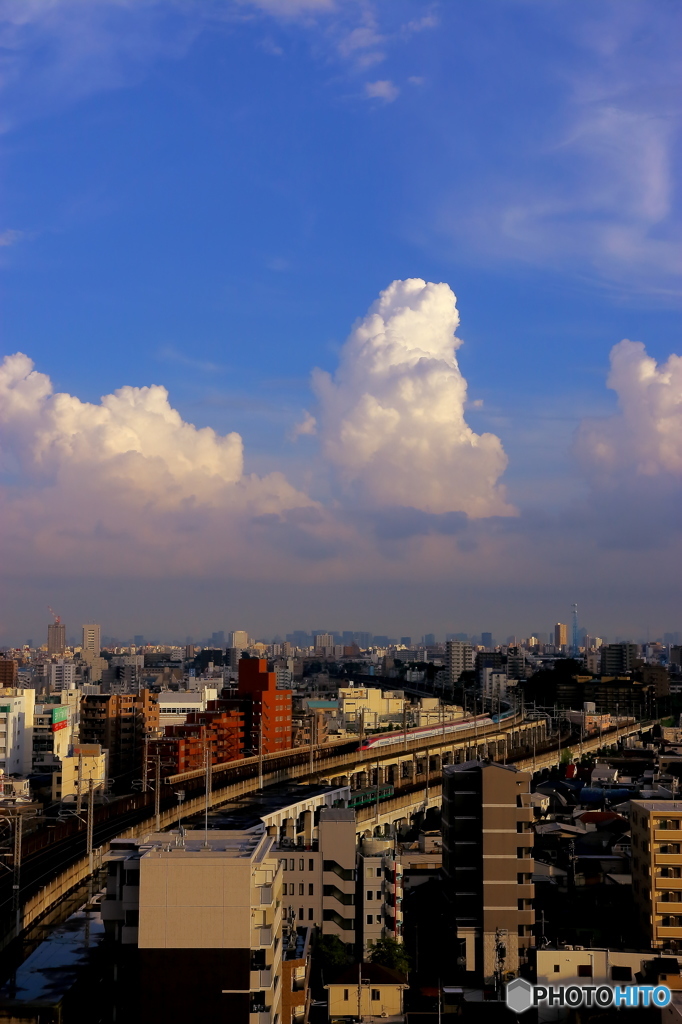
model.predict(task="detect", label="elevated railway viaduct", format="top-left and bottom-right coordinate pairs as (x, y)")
top-left (0, 712), bottom-right (647, 953)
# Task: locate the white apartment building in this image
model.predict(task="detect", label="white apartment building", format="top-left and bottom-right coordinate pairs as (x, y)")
top-left (0, 688), bottom-right (35, 775)
top-left (103, 829), bottom-right (285, 1024)
top-left (49, 660), bottom-right (76, 692)
top-left (482, 667), bottom-right (508, 701)
top-left (445, 640), bottom-right (474, 688)
top-left (82, 624), bottom-right (101, 657)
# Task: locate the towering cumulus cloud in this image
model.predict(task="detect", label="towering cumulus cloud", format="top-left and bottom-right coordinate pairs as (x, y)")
top-left (575, 340), bottom-right (682, 481)
top-left (312, 279), bottom-right (514, 516)
top-left (0, 352), bottom-right (313, 575)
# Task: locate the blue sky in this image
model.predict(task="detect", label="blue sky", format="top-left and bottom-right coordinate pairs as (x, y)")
top-left (1, 0), bottom-right (680, 643)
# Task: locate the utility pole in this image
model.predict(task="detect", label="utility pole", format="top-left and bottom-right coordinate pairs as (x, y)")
top-left (87, 778), bottom-right (95, 878)
top-left (76, 751), bottom-right (83, 815)
top-left (13, 814), bottom-right (23, 935)
top-left (154, 753), bottom-right (161, 832)
top-left (142, 735), bottom-right (149, 793)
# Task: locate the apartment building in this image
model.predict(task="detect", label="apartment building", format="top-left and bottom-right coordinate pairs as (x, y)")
top-left (0, 688), bottom-right (35, 775)
top-left (156, 708), bottom-right (244, 774)
top-left (103, 829), bottom-right (286, 1023)
top-left (0, 658), bottom-right (18, 687)
top-left (49, 660), bottom-right (76, 692)
top-left (631, 800), bottom-right (682, 952)
top-left (442, 760), bottom-right (535, 983)
top-left (80, 690), bottom-right (159, 782)
top-left (446, 640), bottom-right (474, 690)
top-left (276, 808), bottom-right (357, 946)
top-left (33, 702), bottom-right (73, 773)
top-left (356, 837), bottom-right (403, 955)
top-left (236, 657), bottom-right (292, 754)
top-left (52, 743), bottom-right (108, 802)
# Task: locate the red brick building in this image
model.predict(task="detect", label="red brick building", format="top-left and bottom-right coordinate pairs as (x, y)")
top-left (237, 657), bottom-right (292, 755)
top-left (157, 709), bottom-right (244, 775)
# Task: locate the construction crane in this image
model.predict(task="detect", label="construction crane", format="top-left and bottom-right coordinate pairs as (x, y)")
top-left (48, 605), bottom-right (61, 625)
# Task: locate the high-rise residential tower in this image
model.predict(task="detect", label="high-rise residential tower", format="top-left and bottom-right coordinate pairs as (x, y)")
top-left (442, 760), bottom-right (535, 983)
top-left (446, 640), bottom-right (474, 690)
top-left (554, 623), bottom-right (568, 649)
top-left (47, 621), bottom-right (66, 656)
top-left (229, 630), bottom-right (249, 649)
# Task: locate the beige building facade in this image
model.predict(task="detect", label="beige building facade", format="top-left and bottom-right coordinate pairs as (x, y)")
top-left (631, 800), bottom-right (682, 951)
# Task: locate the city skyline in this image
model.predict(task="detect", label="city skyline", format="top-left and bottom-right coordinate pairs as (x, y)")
top-left (1, 1), bottom-right (680, 642)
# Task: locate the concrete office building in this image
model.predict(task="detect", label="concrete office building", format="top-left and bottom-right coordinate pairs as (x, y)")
top-left (103, 829), bottom-right (286, 1023)
top-left (446, 640), bottom-right (474, 689)
top-left (631, 800), bottom-right (682, 952)
top-left (47, 622), bottom-right (66, 656)
top-left (81, 624), bottom-right (101, 657)
top-left (442, 760), bottom-right (535, 983)
top-left (229, 630), bottom-right (249, 650)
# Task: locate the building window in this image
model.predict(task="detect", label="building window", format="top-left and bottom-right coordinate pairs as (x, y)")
top-left (371, 990), bottom-right (380, 1001)
top-left (299, 859), bottom-right (305, 871)
top-left (308, 884), bottom-right (314, 895)
top-left (553, 966), bottom-right (560, 973)
top-left (578, 965), bottom-right (593, 978)
top-left (612, 966), bottom-right (632, 982)
top-left (366, 915), bottom-right (373, 924)
top-left (367, 891), bottom-right (373, 900)
top-left (299, 883), bottom-right (304, 896)
top-left (343, 990), bottom-right (349, 1002)
top-left (298, 908), bottom-right (304, 920)
top-left (308, 908), bottom-right (314, 920)
top-left (290, 859), bottom-right (295, 871)
top-left (376, 891), bottom-right (381, 900)
top-left (376, 868), bottom-right (382, 877)
top-left (124, 910), bottom-right (139, 927)
top-left (309, 859), bottom-right (314, 871)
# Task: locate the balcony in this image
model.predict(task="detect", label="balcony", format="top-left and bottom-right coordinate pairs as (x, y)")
top-left (517, 808), bottom-right (534, 822)
top-left (259, 886), bottom-right (273, 906)
top-left (655, 878), bottom-right (682, 890)
top-left (655, 829), bottom-right (682, 841)
top-left (249, 1013), bottom-right (271, 1024)
top-left (656, 927), bottom-right (682, 939)
top-left (254, 927), bottom-right (272, 946)
top-left (656, 902), bottom-right (682, 914)
top-left (250, 969), bottom-right (272, 989)
top-left (517, 910), bottom-right (535, 925)
top-left (655, 854), bottom-right (682, 865)
top-left (516, 858), bottom-right (534, 873)
top-left (516, 884), bottom-right (535, 899)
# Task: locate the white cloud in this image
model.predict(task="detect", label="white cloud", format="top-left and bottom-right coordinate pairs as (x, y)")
top-left (289, 410), bottom-right (317, 441)
top-left (0, 352), bottom-right (315, 575)
top-left (312, 278), bottom-right (515, 517)
top-left (364, 79), bottom-right (398, 103)
top-left (0, 229), bottom-right (24, 246)
top-left (574, 339), bottom-right (682, 480)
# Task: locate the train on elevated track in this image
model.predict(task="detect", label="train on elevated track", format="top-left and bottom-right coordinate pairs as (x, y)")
top-left (357, 707), bottom-right (517, 750)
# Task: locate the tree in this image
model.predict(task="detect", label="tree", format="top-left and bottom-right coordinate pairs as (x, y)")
top-left (367, 937), bottom-right (410, 976)
top-left (316, 935), bottom-right (353, 973)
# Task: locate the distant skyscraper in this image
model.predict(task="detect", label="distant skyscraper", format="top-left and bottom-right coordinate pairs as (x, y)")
top-left (211, 630), bottom-right (225, 647)
top-left (229, 630), bottom-right (249, 649)
top-left (315, 633), bottom-right (334, 653)
top-left (47, 622), bottom-right (66, 656)
top-left (82, 623), bottom-right (101, 657)
top-left (481, 632), bottom-right (493, 648)
top-left (554, 623), bottom-right (568, 649)
top-left (400, 636), bottom-right (412, 646)
top-left (423, 633), bottom-right (436, 646)
top-left (134, 635), bottom-right (145, 647)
